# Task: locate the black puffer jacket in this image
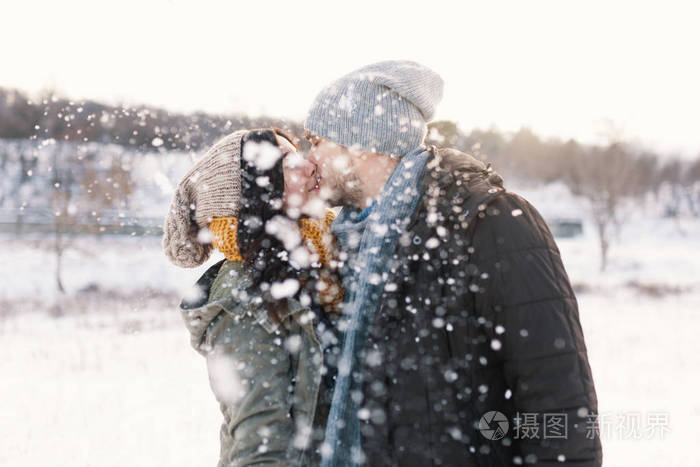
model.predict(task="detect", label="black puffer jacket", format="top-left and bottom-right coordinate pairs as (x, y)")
top-left (361, 148), bottom-right (601, 466)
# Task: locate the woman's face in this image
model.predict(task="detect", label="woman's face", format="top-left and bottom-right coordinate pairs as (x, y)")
top-left (278, 135), bottom-right (320, 213)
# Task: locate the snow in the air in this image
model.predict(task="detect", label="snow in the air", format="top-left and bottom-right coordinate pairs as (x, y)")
top-left (0, 157), bottom-right (698, 466)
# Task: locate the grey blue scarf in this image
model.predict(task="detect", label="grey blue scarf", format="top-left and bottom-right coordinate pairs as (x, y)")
top-left (321, 146), bottom-right (431, 466)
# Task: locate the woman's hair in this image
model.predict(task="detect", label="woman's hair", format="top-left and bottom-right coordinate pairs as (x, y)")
top-left (271, 127), bottom-right (299, 152)
top-left (236, 128), bottom-right (312, 317)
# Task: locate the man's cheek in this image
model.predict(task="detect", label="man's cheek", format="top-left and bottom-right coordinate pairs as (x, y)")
top-left (331, 154), bottom-right (350, 172)
top-left (318, 157), bottom-right (332, 177)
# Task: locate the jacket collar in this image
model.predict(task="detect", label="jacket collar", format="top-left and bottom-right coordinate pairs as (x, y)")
top-left (180, 259), bottom-right (226, 310)
top-left (406, 146), bottom-right (506, 231)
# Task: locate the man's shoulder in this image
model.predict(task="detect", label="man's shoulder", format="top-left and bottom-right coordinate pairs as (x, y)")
top-left (426, 146), bottom-right (485, 177)
top-left (420, 146), bottom-right (506, 220)
top-left (424, 146), bottom-right (504, 193)
top-left (471, 189), bottom-right (558, 255)
top-left (419, 147), bottom-right (552, 249)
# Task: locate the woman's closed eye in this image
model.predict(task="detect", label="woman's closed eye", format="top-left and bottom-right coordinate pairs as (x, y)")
top-left (283, 152), bottom-right (306, 169)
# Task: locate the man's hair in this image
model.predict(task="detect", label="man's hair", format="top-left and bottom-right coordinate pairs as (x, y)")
top-left (303, 129), bottom-right (319, 145)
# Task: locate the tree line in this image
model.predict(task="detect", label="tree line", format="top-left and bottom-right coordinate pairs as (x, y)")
top-left (2, 87), bottom-right (700, 271)
top-left (0, 87), bottom-right (304, 152)
top-left (425, 121), bottom-right (700, 270)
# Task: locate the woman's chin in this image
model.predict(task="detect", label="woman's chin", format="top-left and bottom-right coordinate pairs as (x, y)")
top-left (300, 195), bottom-right (329, 218)
top-left (283, 194), bottom-right (327, 219)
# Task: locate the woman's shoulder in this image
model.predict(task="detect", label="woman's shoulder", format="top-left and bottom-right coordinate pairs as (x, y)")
top-left (208, 259), bottom-right (251, 303)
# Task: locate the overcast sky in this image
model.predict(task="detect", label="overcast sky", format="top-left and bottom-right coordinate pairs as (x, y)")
top-left (2, 0), bottom-right (698, 157)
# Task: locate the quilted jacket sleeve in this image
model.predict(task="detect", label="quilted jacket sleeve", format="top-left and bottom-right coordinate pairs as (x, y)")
top-left (470, 191), bottom-right (603, 466)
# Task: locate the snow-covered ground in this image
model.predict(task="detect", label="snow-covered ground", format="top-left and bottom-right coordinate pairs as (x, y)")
top-left (1, 188), bottom-right (699, 466)
top-left (556, 227), bottom-right (700, 467)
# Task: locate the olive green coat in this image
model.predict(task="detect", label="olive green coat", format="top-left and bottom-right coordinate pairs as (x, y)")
top-left (180, 259), bottom-right (326, 466)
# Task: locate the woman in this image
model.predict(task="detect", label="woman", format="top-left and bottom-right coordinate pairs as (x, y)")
top-left (162, 128), bottom-right (342, 466)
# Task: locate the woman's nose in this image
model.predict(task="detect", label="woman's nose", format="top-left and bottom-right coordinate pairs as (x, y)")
top-left (307, 148), bottom-right (319, 166)
top-left (300, 159), bottom-right (316, 178)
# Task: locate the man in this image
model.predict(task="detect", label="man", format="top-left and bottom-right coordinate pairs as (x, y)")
top-left (304, 60), bottom-right (602, 467)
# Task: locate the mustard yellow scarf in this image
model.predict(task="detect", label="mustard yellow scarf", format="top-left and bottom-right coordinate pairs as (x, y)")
top-left (208, 209), bottom-right (343, 312)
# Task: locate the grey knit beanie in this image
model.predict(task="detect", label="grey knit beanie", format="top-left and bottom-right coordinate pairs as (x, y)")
top-left (304, 60), bottom-right (444, 157)
top-left (162, 130), bottom-right (245, 268)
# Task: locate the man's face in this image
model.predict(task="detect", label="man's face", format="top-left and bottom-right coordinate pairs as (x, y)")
top-left (305, 132), bottom-right (363, 206)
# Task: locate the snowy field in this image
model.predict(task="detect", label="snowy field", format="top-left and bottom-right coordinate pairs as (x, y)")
top-left (2, 191), bottom-right (699, 466)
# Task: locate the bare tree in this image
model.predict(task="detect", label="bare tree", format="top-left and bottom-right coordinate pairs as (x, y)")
top-left (50, 144), bottom-right (76, 294)
top-left (564, 143), bottom-right (653, 271)
top-left (79, 150), bottom-right (135, 234)
top-left (682, 157), bottom-right (700, 217)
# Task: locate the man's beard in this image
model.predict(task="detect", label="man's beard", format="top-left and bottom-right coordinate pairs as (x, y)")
top-left (324, 170), bottom-right (364, 207)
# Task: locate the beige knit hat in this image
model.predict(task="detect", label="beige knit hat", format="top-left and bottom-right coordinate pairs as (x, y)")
top-left (162, 130), bottom-right (246, 268)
